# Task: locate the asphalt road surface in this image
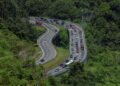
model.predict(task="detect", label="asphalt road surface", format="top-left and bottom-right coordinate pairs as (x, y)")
top-left (29, 17), bottom-right (87, 76)
top-left (37, 23), bottom-right (59, 65)
top-left (29, 18), bottom-right (59, 65)
top-left (46, 21), bottom-right (87, 76)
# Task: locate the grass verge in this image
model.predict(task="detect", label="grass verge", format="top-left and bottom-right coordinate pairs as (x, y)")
top-left (43, 47), bottom-right (69, 71)
top-left (43, 25), bottom-right (69, 71)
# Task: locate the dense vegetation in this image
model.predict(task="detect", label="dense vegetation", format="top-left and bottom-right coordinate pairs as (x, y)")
top-left (53, 26), bottom-right (69, 49)
top-left (0, 28), bottom-right (47, 85)
top-left (0, 0), bottom-right (47, 85)
top-left (0, 0), bottom-right (120, 86)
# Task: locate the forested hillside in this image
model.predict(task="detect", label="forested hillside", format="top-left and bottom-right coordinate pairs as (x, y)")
top-left (0, 0), bottom-right (120, 86)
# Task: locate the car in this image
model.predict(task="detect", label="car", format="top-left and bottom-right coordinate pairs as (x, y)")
top-left (53, 19), bottom-right (57, 22)
top-left (40, 18), bottom-right (44, 20)
top-left (79, 30), bottom-right (82, 34)
top-left (74, 29), bottom-right (77, 32)
top-left (61, 21), bottom-right (65, 25)
top-left (71, 43), bottom-right (73, 46)
top-left (56, 21), bottom-right (59, 24)
top-left (80, 39), bottom-right (83, 43)
top-left (43, 19), bottom-right (48, 22)
top-left (50, 19), bottom-right (54, 23)
top-left (71, 38), bottom-right (73, 41)
top-left (60, 63), bottom-right (66, 68)
top-left (36, 21), bottom-right (42, 26)
top-left (65, 60), bottom-right (69, 63)
top-left (66, 66), bottom-right (70, 69)
top-left (40, 59), bottom-right (44, 62)
top-left (63, 64), bottom-right (68, 68)
top-left (55, 68), bottom-right (59, 72)
top-left (65, 59), bottom-right (74, 65)
top-left (71, 31), bottom-right (73, 35)
top-left (54, 29), bottom-right (58, 32)
top-left (70, 55), bottom-right (73, 58)
top-left (81, 45), bottom-right (84, 50)
top-left (74, 57), bottom-right (77, 60)
top-left (70, 24), bottom-right (73, 27)
top-left (76, 48), bottom-right (79, 53)
top-left (60, 64), bottom-right (64, 67)
top-left (71, 48), bottom-right (74, 51)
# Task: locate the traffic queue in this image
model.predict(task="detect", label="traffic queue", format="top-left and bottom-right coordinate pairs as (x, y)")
top-left (29, 17), bottom-right (86, 75)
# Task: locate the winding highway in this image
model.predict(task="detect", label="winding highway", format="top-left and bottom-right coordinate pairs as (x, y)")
top-left (36, 23), bottom-right (59, 65)
top-left (29, 17), bottom-right (87, 76)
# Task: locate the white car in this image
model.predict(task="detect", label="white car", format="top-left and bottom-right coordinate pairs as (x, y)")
top-left (65, 59), bottom-right (74, 65)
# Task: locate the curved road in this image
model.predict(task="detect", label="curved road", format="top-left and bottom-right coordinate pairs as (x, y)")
top-left (29, 17), bottom-right (87, 76)
top-left (46, 21), bottom-right (87, 76)
top-left (36, 23), bottom-right (59, 65)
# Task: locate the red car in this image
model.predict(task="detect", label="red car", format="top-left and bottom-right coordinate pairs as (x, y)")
top-left (81, 45), bottom-right (84, 50)
top-left (80, 39), bottom-right (83, 43)
top-left (60, 64), bottom-right (66, 68)
top-left (36, 21), bottom-right (42, 26)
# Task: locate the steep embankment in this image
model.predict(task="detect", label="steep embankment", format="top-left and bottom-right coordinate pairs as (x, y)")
top-left (0, 28), bottom-right (47, 86)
